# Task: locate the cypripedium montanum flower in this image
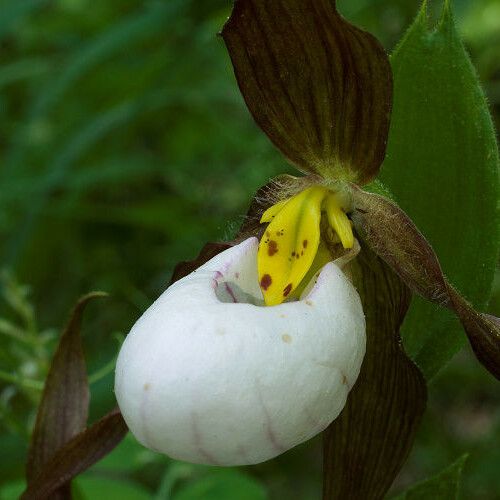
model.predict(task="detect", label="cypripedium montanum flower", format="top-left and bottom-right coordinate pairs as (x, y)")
top-left (115, 0), bottom-right (500, 496)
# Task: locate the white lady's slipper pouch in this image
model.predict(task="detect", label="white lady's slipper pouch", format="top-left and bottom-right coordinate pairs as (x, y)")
top-left (115, 237), bottom-right (365, 466)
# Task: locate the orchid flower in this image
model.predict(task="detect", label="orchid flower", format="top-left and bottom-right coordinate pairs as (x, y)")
top-left (115, 0), bottom-right (500, 496)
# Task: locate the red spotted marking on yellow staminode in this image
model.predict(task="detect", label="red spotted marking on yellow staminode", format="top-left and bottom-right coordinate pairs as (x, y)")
top-left (303, 239), bottom-right (308, 248)
top-left (268, 240), bottom-right (278, 256)
top-left (260, 274), bottom-right (272, 291)
top-left (283, 283), bottom-right (293, 297)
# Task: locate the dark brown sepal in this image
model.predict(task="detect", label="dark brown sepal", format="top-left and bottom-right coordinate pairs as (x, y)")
top-left (351, 187), bottom-right (500, 379)
top-left (323, 245), bottom-right (427, 499)
top-left (221, 0), bottom-right (392, 184)
top-left (26, 292), bottom-right (108, 492)
top-left (21, 408), bottom-right (127, 500)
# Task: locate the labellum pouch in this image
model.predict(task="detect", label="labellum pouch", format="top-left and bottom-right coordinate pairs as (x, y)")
top-left (115, 238), bottom-right (366, 466)
top-left (351, 188), bottom-right (500, 380)
top-left (221, 0), bottom-right (392, 184)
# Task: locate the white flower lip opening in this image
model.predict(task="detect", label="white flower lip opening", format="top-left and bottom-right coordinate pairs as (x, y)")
top-left (115, 237), bottom-right (366, 466)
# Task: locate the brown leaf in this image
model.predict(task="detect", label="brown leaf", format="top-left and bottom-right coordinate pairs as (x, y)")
top-left (26, 291), bottom-right (108, 494)
top-left (351, 188), bottom-right (500, 380)
top-left (21, 408), bottom-right (128, 500)
top-left (323, 245), bottom-right (427, 499)
top-left (221, 0), bottom-right (392, 184)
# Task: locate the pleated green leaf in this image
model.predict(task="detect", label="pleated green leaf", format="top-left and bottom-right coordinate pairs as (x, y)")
top-left (379, 1), bottom-right (499, 378)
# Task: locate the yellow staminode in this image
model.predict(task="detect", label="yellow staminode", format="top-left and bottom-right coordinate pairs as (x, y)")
top-left (258, 186), bottom-right (353, 306)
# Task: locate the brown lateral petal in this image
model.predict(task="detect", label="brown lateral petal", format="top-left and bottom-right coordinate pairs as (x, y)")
top-left (26, 292), bottom-right (108, 492)
top-left (221, 0), bottom-right (392, 184)
top-left (170, 242), bottom-right (233, 284)
top-left (351, 188), bottom-right (500, 380)
top-left (170, 176), bottom-right (312, 284)
top-left (323, 244), bottom-right (426, 499)
top-left (21, 408), bottom-right (128, 500)
top-left (448, 291), bottom-right (500, 381)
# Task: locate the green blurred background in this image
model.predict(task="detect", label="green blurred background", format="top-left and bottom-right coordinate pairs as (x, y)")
top-left (0, 0), bottom-right (499, 498)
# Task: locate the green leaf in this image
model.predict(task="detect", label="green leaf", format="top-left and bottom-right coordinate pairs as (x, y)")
top-left (26, 292), bottom-right (107, 493)
top-left (221, 0), bottom-right (392, 183)
top-left (0, 480), bottom-right (26, 500)
top-left (89, 433), bottom-right (156, 473)
top-left (323, 244), bottom-right (427, 499)
top-left (395, 454), bottom-right (468, 499)
top-left (0, 0), bottom-right (48, 39)
top-left (379, 1), bottom-right (499, 378)
top-left (173, 470), bottom-right (267, 500)
top-left (74, 476), bottom-right (151, 500)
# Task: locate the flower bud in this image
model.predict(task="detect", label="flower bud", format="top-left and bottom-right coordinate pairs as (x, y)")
top-left (115, 237), bottom-right (365, 465)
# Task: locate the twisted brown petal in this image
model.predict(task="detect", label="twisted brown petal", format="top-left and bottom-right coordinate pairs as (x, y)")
top-left (221, 0), bottom-right (392, 184)
top-left (21, 409), bottom-right (127, 500)
top-left (26, 292), bottom-right (108, 499)
top-left (351, 188), bottom-right (500, 380)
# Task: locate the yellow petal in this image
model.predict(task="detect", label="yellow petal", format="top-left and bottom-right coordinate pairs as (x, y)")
top-left (258, 186), bottom-right (326, 306)
top-left (260, 198), bottom-right (290, 223)
top-left (324, 193), bottom-right (354, 249)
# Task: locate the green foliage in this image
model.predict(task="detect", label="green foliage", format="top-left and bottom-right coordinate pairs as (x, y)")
top-left (0, 273), bottom-right (54, 440)
top-left (173, 470), bottom-right (268, 500)
top-left (380, 1), bottom-right (499, 379)
top-left (74, 477), bottom-right (151, 500)
top-left (395, 455), bottom-right (467, 499)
